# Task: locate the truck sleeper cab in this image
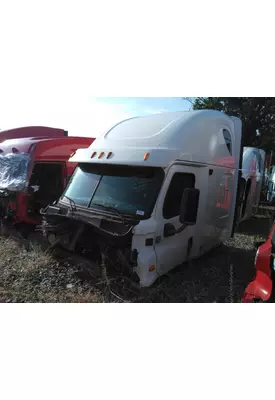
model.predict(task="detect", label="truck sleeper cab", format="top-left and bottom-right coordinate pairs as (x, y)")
top-left (0, 128), bottom-right (94, 233)
top-left (239, 147), bottom-right (265, 221)
top-left (267, 166), bottom-right (275, 203)
top-left (41, 110), bottom-right (243, 287)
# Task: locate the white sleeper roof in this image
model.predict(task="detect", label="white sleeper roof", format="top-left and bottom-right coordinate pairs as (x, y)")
top-left (70, 110), bottom-right (242, 169)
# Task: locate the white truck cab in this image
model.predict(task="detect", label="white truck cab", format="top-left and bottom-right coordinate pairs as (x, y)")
top-left (239, 147), bottom-right (266, 221)
top-left (41, 110), bottom-right (242, 287)
top-left (267, 166), bottom-right (275, 203)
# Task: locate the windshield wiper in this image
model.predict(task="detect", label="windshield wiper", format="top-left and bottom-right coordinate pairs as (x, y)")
top-left (92, 203), bottom-right (125, 222)
top-left (62, 195), bottom-right (77, 212)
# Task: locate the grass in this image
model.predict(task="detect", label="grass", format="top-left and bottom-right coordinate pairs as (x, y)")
top-left (0, 238), bottom-right (104, 303)
top-left (0, 209), bottom-right (272, 303)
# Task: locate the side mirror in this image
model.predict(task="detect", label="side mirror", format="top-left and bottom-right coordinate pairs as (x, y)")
top-left (179, 188), bottom-right (200, 225)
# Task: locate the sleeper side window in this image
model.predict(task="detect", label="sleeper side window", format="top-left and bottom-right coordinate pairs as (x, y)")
top-left (163, 173), bottom-right (195, 219)
top-left (223, 129), bottom-right (232, 155)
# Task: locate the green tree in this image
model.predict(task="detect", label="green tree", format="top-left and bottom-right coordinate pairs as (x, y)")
top-left (192, 97), bottom-right (225, 111)
top-left (186, 97), bottom-right (275, 151)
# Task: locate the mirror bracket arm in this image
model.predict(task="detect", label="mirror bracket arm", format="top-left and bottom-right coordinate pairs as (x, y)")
top-left (174, 222), bottom-right (188, 234)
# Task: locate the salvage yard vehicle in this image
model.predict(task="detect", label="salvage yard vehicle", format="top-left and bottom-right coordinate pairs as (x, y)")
top-left (40, 110), bottom-right (247, 287)
top-left (267, 166), bottom-right (275, 204)
top-left (0, 126), bottom-right (94, 236)
top-left (259, 151), bottom-right (270, 201)
top-left (238, 147), bottom-right (266, 222)
top-left (242, 220), bottom-right (275, 302)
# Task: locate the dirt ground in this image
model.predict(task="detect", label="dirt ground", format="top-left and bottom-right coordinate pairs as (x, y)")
top-left (0, 207), bottom-right (273, 303)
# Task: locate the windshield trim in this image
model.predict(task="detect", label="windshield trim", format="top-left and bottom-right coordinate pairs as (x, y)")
top-left (59, 198), bottom-right (141, 222)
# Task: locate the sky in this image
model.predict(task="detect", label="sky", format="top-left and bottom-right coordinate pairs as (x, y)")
top-left (0, 2), bottom-right (194, 139)
top-left (0, 96), bottom-right (191, 138)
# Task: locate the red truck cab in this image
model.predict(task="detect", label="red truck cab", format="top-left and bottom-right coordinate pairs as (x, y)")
top-left (0, 127), bottom-right (94, 233)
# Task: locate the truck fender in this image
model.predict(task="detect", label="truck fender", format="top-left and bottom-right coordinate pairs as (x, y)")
top-left (242, 270), bottom-right (272, 302)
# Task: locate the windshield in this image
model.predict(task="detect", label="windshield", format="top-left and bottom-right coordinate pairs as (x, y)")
top-left (61, 163), bottom-right (164, 218)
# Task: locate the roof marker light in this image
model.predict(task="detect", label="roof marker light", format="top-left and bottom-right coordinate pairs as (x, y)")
top-left (144, 152), bottom-right (150, 161)
top-left (98, 152), bottom-right (104, 159)
top-left (91, 151), bottom-right (97, 158)
top-left (106, 152), bottom-right (113, 159)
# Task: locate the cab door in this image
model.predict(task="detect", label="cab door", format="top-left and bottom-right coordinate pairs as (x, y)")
top-left (154, 164), bottom-right (204, 276)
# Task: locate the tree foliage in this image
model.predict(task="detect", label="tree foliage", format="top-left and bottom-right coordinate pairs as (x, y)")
top-left (186, 97), bottom-right (275, 151)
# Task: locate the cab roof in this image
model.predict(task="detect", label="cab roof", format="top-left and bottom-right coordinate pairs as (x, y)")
top-left (70, 110), bottom-right (242, 169)
top-left (0, 136), bottom-right (94, 161)
top-left (0, 126), bottom-right (68, 143)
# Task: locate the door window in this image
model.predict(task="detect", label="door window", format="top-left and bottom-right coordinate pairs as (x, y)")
top-left (163, 173), bottom-right (195, 219)
top-left (223, 129), bottom-right (232, 155)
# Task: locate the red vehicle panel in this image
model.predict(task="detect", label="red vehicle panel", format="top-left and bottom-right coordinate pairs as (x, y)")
top-left (0, 126), bottom-right (68, 142)
top-left (242, 222), bottom-right (275, 302)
